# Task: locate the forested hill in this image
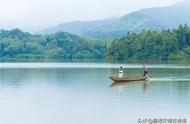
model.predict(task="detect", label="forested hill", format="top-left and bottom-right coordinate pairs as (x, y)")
top-left (1, 25), bottom-right (190, 60)
top-left (0, 29), bottom-right (106, 58)
top-left (108, 24), bottom-right (190, 60)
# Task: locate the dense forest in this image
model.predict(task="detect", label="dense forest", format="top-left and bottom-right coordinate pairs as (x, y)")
top-left (108, 24), bottom-right (190, 60)
top-left (0, 24), bottom-right (190, 60)
top-left (0, 29), bottom-right (106, 58)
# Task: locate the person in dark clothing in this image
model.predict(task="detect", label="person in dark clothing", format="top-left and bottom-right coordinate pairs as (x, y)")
top-left (142, 65), bottom-right (148, 76)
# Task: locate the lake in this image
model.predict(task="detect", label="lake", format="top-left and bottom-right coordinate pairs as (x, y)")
top-left (0, 62), bottom-right (189, 124)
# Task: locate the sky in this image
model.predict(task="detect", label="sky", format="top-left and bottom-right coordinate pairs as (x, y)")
top-left (0, 0), bottom-right (183, 32)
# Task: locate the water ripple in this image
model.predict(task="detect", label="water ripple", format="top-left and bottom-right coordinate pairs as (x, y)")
top-left (150, 77), bottom-right (190, 82)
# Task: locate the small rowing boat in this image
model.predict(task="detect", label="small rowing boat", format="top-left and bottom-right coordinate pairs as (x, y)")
top-left (109, 76), bottom-right (149, 82)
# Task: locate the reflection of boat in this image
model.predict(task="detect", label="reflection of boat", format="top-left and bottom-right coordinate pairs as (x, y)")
top-left (110, 80), bottom-right (151, 95)
top-left (110, 80), bottom-right (151, 87)
top-left (109, 76), bottom-right (149, 82)
top-left (111, 81), bottom-right (140, 87)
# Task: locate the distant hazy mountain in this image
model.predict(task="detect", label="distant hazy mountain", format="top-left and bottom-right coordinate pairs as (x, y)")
top-left (38, 19), bottom-right (116, 35)
top-left (139, 0), bottom-right (190, 28)
top-left (87, 12), bottom-right (167, 38)
top-left (39, 0), bottom-right (190, 39)
top-left (87, 0), bottom-right (190, 38)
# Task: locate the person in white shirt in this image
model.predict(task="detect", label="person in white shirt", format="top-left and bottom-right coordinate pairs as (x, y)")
top-left (118, 66), bottom-right (123, 78)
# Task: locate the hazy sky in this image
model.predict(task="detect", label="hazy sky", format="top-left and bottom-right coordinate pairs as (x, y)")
top-left (0, 0), bottom-right (183, 32)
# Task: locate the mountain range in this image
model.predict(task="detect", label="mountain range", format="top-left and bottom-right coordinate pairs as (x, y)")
top-left (38, 0), bottom-right (190, 39)
top-left (38, 19), bottom-right (116, 36)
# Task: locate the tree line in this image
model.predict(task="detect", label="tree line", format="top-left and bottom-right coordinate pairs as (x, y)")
top-left (108, 24), bottom-right (190, 60)
top-left (0, 29), bottom-right (106, 58)
top-left (0, 24), bottom-right (190, 60)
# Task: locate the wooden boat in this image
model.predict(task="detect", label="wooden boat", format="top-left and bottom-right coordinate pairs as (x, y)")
top-left (109, 76), bottom-right (149, 82)
top-left (110, 79), bottom-right (151, 87)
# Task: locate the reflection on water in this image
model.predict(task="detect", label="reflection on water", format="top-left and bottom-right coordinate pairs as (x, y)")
top-left (0, 63), bottom-right (189, 124)
top-left (110, 80), bottom-right (151, 96)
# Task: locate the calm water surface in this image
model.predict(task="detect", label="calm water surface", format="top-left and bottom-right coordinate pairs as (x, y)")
top-left (0, 63), bottom-right (189, 124)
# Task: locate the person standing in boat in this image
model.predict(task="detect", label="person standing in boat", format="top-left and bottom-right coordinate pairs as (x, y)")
top-left (118, 66), bottom-right (124, 78)
top-left (142, 65), bottom-right (148, 76)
